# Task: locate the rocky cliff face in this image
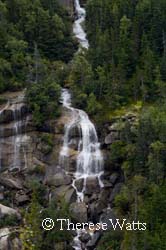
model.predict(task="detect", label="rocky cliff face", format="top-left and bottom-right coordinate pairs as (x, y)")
top-left (0, 90), bottom-right (138, 249)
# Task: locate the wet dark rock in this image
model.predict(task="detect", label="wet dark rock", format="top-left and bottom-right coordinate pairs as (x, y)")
top-left (109, 183), bottom-right (123, 203)
top-left (86, 231), bottom-right (102, 249)
top-left (88, 203), bottom-right (100, 223)
top-left (109, 172), bottom-right (119, 185)
top-left (85, 177), bottom-right (100, 195)
top-left (0, 104), bottom-right (28, 124)
top-left (100, 209), bottom-right (117, 230)
top-left (79, 232), bottom-right (91, 243)
top-left (96, 188), bottom-right (111, 212)
top-left (102, 179), bottom-right (113, 188)
top-left (74, 178), bottom-right (84, 192)
top-left (68, 138), bottom-right (80, 150)
top-left (70, 202), bottom-right (87, 223)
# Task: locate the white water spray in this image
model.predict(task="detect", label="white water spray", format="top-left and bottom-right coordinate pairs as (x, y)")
top-left (60, 89), bottom-right (103, 202)
top-left (73, 0), bottom-right (89, 49)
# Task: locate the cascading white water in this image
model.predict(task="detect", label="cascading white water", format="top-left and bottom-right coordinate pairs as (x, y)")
top-left (0, 102), bottom-right (10, 169)
top-left (73, 0), bottom-right (89, 49)
top-left (59, 88), bottom-right (103, 249)
top-left (0, 93), bottom-right (29, 171)
top-left (59, 1), bottom-right (103, 249)
top-left (60, 88), bottom-right (103, 201)
top-left (10, 93), bottom-right (28, 170)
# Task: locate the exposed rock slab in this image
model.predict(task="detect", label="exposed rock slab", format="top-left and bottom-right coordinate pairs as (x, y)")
top-left (52, 185), bottom-right (77, 204)
top-left (46, 172), bottom-right (72, 186)
top-left (0, 204), bottom-right (21, 219)
top-left (0, 177), bottom-right (22, 189)
top-left (70, 202), bottom-right (87, 223)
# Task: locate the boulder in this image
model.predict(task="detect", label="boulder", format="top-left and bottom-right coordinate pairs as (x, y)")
top-left (96, 188), bottom-right (111, 213)
top-left (52, 185), bottom-right (77, 204)
top-left (88, 203), bottom-right (100, 223)
top-left (0, 228), bottom-right (21, 250)
top-left (0, 204), bottom-right (21, 219)
top-left (0, 177), bottom-right (22, 190)
top-left (85, 177), bottom-right (100, 195)
top-left (70, 202), bottom-right (87, 223)
top-left (100, 209), bottom-right (117, 230)
top-left (0, 228), bottom-right (10, 250)
top-left (102, 180), bottom-right (113, 188)
top-left (104, 131), bottom-right (119, 144)
top-left (15, 191), bottom-right (29, 205)
top-left (46, 172), bottom-right (72, 187)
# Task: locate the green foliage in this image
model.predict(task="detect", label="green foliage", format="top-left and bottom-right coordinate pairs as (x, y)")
top-left (97, 230), bottom-right (122, 250)
top-left (68, 0), bottom-right (166, 116)
top-left (27, 80), bottom-right (61, 127)
top-left (109, 105), bottom-right (166, 249)
top-left (86, 93), bottom-right (102, 115)
top-left (20, 193), bottom-right (43, 250)
top-left (40, 133), bottom-right (54, 154)
top-left (21, 194), bottom-right (72, 250)
top-left (0, 0), bottom-right (76, 93)
top-left (0, 214), bottom-right (19, 228)
top-left (41, 200), bottom-right (72, 249)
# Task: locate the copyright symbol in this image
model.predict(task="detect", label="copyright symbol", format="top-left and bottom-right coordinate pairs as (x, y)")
top-left (42, 218), bottom-right (54, 231)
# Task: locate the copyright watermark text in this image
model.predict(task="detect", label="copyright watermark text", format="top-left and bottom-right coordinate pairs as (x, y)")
top-left (42, 218), bottom-right (147, 231)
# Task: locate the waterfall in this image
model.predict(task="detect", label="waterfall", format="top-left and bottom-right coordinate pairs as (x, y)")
top-left (60, 89), bottom-right (103, 201)
top-left (0, 102), bottom-right (10, 169)
top-left (59, 1), bottom-right (103, 249)
top-left (0, 92), bottom-right (29, 171)
top-left (60, 89), bottom-right (103, 249)
top-left (11, 103), bottom-right (24, 170)
top-left (73, 0), bottom-right (89, 49)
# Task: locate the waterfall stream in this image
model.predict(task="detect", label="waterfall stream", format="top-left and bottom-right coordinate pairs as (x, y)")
top-left (73, 0), bottom-right (89, 49)
top-left (59, 2), bottom-right (103, 247)
top-left (0, 92), bottom-right (29, 171)
top-left (60, 89), bottom-right (103, 201)
top-left (0, 102), bottom-right (10, 169)
top-left (60, 88), bottom-right (104, 249)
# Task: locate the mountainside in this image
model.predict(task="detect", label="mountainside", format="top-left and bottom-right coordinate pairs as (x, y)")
top-left (0, 0), bottom-right (166, 250)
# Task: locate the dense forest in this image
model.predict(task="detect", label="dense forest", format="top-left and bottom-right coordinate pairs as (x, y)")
top-left (0, 0), bottom-right (166, 250)
top-left (67, 0), bottom-right (166, 249)
top-left (0, 0), bottom-right (77, 125)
